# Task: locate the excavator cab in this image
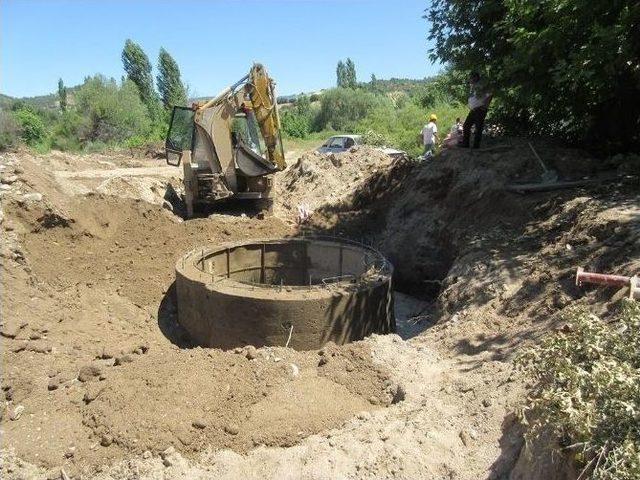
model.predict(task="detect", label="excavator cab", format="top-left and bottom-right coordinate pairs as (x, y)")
top-left (164, 63), bottom-right (285, 217)
top-left (165, 106), bottom-right (195, 166)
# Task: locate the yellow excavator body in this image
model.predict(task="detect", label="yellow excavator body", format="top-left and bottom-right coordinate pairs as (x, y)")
top-left (165, 63), bottom-right (286, 217)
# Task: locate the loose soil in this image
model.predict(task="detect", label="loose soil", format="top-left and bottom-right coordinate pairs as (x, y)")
top-left (274, 146), bottom-right (395, 224)
top-left (1, 144), bottom-right (639, 479)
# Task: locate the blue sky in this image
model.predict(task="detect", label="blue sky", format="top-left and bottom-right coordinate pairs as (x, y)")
top-left (1, 0), bottom-right (440, 98)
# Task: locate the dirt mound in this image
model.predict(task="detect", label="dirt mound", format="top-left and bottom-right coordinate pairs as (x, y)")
top-left (310, 138), bottom-right (639, 355)
top-left (83, 344), bottom-right (392, 457)
top-left (94, 176), bottom-right (169, 205)
top-left (275, 146), bottom-right (398, 223)
top-left (311, 140), bottom-right (636, 291)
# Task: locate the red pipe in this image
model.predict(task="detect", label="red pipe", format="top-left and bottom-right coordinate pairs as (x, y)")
top-left (575, 267), bottom-right (630, 287)
top-left (575, 267), bottom-right (640, 300)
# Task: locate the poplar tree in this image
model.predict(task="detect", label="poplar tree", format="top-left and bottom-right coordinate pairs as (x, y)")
top-left (57, 78), bottom-right (67, 111)
top-left (345, 58), bottom-right (357, 88)
top-left (336, 60), bottom-right (347, 88)
top-left (157, 48), bottom-right (187, 109)
top-left (121, 39), bottom-right (157, 110)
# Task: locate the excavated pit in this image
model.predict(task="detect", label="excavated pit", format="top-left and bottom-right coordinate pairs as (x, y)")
top-left (175, 237), bottom-right (395, 350)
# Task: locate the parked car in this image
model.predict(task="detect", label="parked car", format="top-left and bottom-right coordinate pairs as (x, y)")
top-left (317, 135), bottom-right (361, 153)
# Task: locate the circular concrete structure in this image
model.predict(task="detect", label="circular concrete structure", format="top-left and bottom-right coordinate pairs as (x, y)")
top-left (175, 237), bottom-right (395, 350)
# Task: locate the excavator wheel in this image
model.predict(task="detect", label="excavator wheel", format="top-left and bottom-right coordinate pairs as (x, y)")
top-left (182, 154), bottom-right (196, 218)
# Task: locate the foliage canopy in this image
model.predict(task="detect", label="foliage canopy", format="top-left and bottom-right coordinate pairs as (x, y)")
top-left (13, 107), bottom-right (48, 146)
top-left (427, 0), bottom-right (640, 152)
top-left (75, 75), bottom-right (151, 143)
top-left (314, 87), bottom-right (387, 132)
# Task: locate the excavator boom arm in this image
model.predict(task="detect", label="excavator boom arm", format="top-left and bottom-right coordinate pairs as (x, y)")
top-left (247, 64), bottom-right (286, 171)
top-left (194, 63), bottom-right (285, 171)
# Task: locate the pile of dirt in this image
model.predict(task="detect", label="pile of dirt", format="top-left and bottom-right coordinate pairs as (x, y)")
top-left (274, 146), bottom-right (398, 223)
top-left (93, 176), bottom-right (170, 205)
top-left (3, 149), bottom-right (180, 207)
top-left (307, 139), bottom-right (640, 473)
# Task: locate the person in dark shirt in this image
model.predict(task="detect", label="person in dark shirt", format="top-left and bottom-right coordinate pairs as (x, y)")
top-left (460, 72), bottom-right (493, 149)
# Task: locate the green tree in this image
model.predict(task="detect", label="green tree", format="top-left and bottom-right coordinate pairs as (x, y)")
top-left (336, 59), bottom-right (357, 88)
top-left (121, 39), bottom-right (158, 111)
top-left (281, 110), bottom-right (310, 138)
top-left (281, 94), bottom-right (313, 138)
top-left (345, 58), bottom-right (357, 88)
top-left (426, 0), bottom-right (640, 152)
top-left (295, 94), bottom-right (311, 116)
top-left (51, 110), bottom-right (86, 151)
top-left (14, 107), bottom-right (47, 146)
top-left (314, 88), bottom-right (388, 131)
top-left (157, 47), bottom-right (187, 110)
top-left (336, 60), bottom-right (347, 88)
top-left (75, 75), bottom-right (150, 143)
top-left (57, 78), bottom-right (67, 111)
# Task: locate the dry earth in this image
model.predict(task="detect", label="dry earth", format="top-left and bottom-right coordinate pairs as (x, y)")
top-left (1, 143), bottom-right (639, 479)
top-left (274, 147), bottom-right (396, 223)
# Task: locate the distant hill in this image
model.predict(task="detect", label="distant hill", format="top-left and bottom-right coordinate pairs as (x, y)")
top-left (0, 94), bottom-right (15, 110)
top-left (369, 77), bottom-right (432, 95)
top-left (275, 78), bottom-right (434, 104)
top-left (0, 85), bottom-right (80, 111)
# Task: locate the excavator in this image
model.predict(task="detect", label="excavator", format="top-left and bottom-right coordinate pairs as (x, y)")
top-left (165, 63), bottom-right (286, 217)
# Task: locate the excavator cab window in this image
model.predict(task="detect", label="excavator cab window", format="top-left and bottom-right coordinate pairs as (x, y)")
top-left (231, 112), bottom-right (265, 157)
top-left (165, 106), bottom-right (195, 166)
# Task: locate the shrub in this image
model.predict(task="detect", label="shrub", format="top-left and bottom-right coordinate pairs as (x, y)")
top-left (356, 99), bottom-right (466, 156)
top-left (124, 134), bottom-right (146, 149)
top-left (294, 94), bottom-right (311, 116)
top-left (0, 110), bottom-right (21, 150)
top-left (361, 129), bottom-right (389, 147)
top-left (313, 88), bottom-right (389, 132)
top-left (83, 140), bottom-right (110, 153)
top-left (281, 110), bottom-right (310, 138)
top-left (75, 75), bottom-right (150, 143)
top-left (281, 94), bottom-right (314, 138)
top-left (13, 107), bottom-right (48, 146)
top-left (518, 302), bottom-right (640, 480)
top-left (50, 110), bottom-right (86, 151)
top-left (146, 114), bottom-right (169, 143)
